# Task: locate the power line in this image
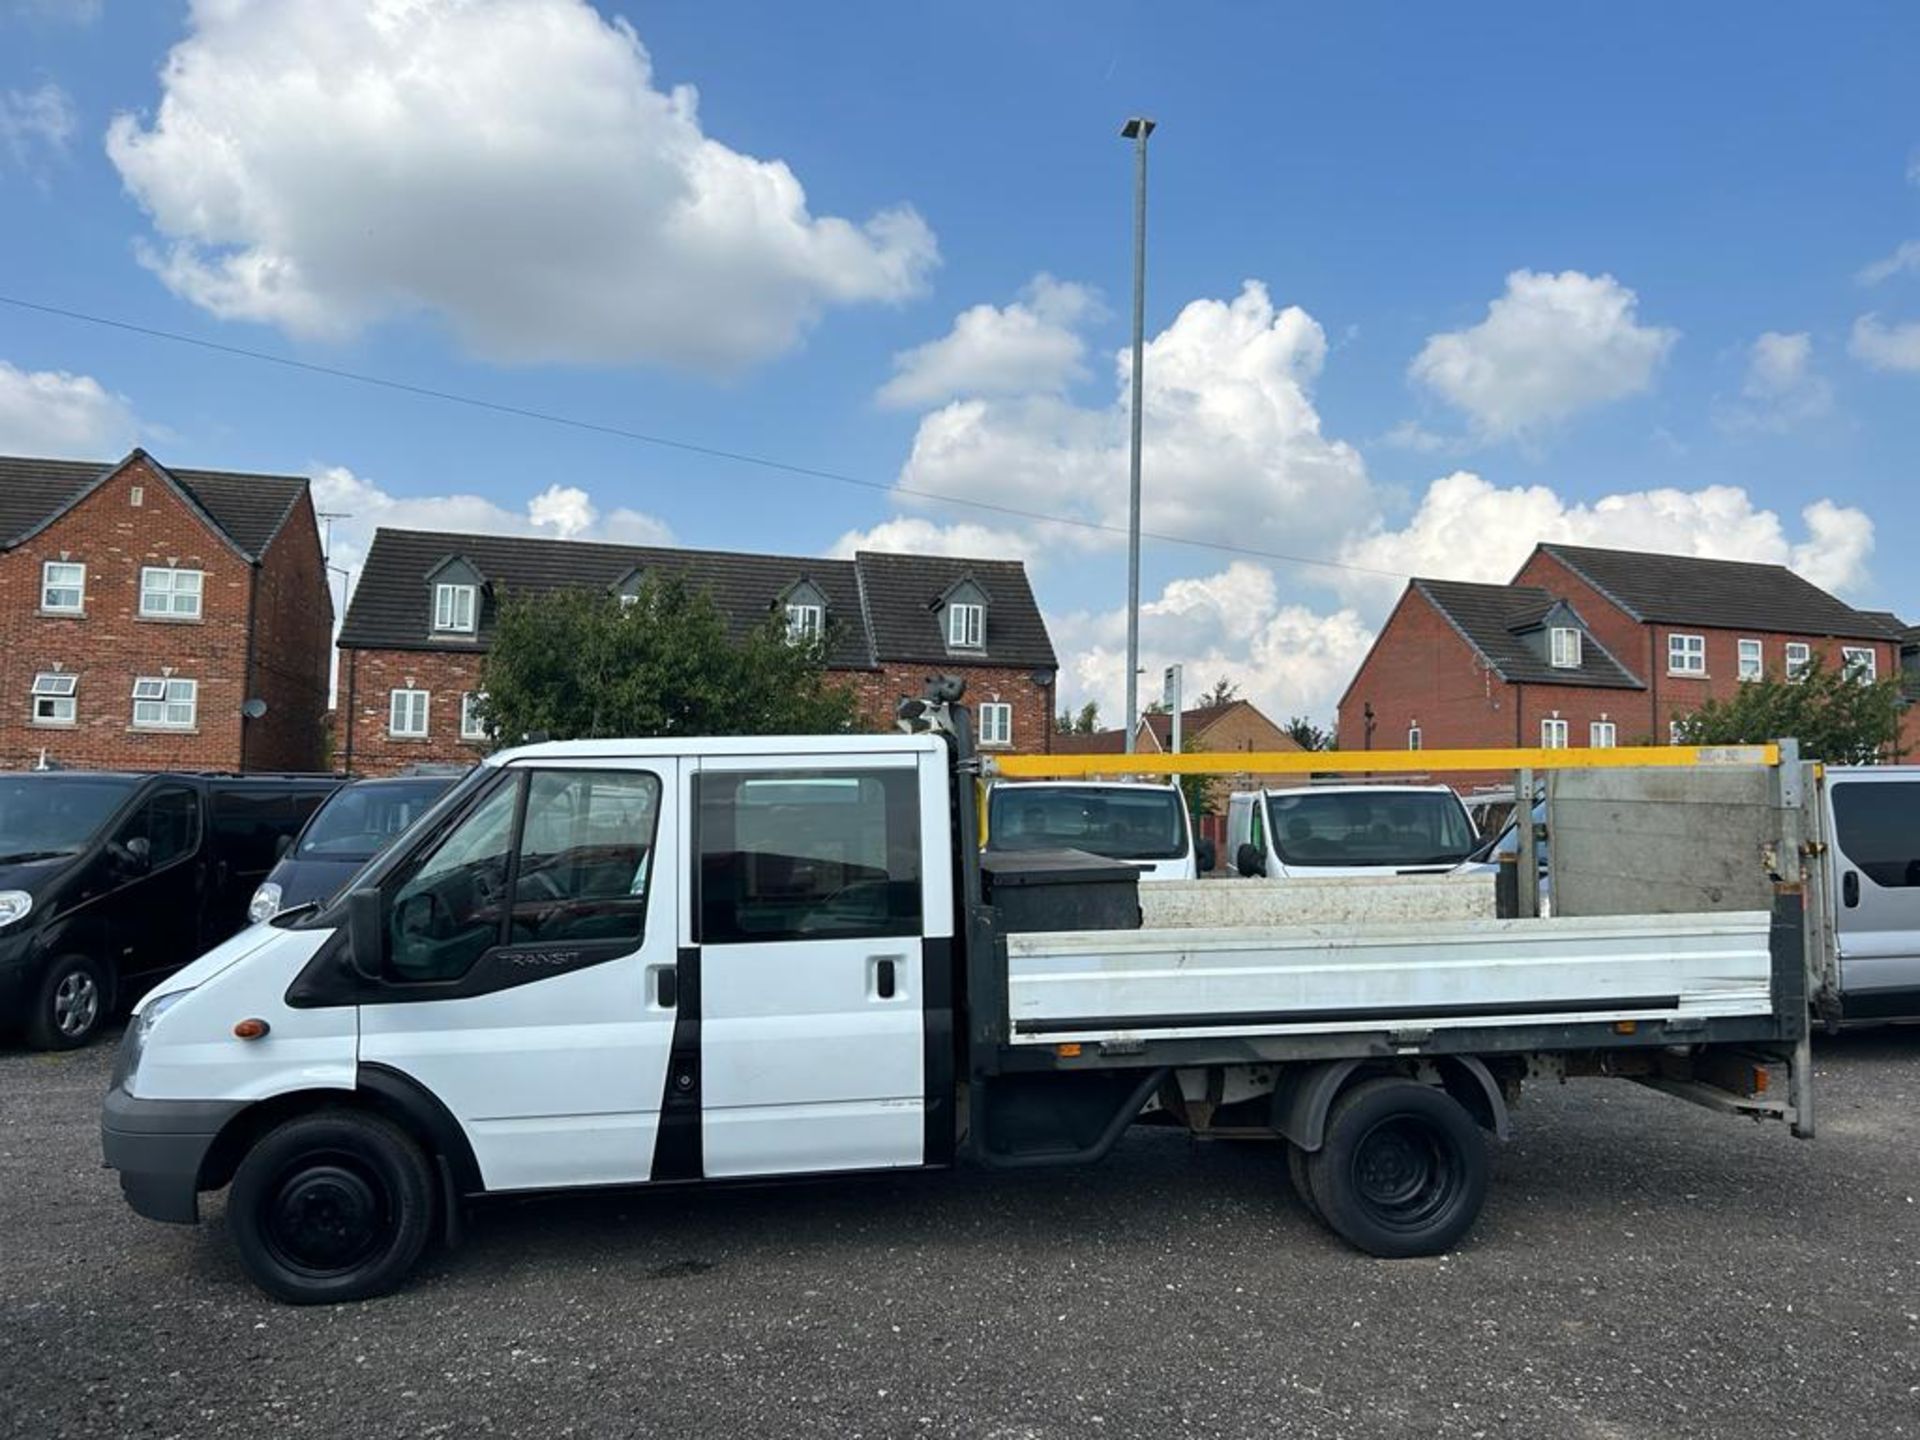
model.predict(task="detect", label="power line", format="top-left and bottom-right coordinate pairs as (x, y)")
top-left (0, 291), bottom-right (1412, 584)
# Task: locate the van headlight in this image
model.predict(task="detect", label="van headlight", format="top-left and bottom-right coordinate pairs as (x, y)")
top-left (117, 989), bottom-right (193, 1098)
top-left (247, 882), bottom-right (282, 925)
top-left (0, 891), bottom-right (31, 929)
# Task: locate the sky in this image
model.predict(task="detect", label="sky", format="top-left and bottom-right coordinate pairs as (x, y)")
top-left (2, 0), bottom-right (1917, 728)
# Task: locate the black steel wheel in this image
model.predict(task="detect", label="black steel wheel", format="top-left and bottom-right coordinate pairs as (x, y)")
top-left (229, 1110), bottom-right (434, 1305)
top-left (1306, 1077), bottom-right (1487, 1258)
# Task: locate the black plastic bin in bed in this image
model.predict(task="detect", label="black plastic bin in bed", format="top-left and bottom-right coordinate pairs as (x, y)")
top-left (979, 849), bottom-right (1142, 934)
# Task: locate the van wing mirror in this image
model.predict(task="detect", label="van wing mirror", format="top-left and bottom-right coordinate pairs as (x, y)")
top-left (1235, 842), bottom-right (1264, 879)
top-left (1195, 836), bottom-right (1217, 873)
top-left (345, 886), bottom-right (385, 982)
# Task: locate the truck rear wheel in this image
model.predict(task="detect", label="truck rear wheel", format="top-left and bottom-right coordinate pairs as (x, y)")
top-left (1307, 1077), bottom-right (1487, 1258)
top-left (228, 1110), bottom-right (435, 1305)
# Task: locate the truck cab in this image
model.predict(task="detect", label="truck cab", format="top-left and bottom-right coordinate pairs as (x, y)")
top-left (1225, 784), bottom-right (1480, 879)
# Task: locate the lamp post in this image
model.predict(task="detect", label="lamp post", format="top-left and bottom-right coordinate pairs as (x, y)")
top-left (1120, 115), bottom-right (1155, 754)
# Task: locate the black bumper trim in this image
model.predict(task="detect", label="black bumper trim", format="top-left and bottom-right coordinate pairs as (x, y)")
top-left (100, 1087), bottom-right (246, 1225)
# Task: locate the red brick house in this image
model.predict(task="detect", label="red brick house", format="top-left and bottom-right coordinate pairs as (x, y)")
top-left (1338, 544), bottom-right (1906, 780)
top-left (335, 529), bottom-right (1059, 773)
top-left (0, 450), bottom-right (333, 772)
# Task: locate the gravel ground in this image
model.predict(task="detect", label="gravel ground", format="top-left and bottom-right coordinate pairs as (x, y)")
top-left (3, 1030), bottom-right (1918, 1440)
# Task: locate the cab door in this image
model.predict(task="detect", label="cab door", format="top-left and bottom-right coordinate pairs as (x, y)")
top-left (686, 752), bottom-right (949, 1179)
top-left (98, 783), bottom-right (204, 987)
top-left (1826, 771), bottom-right (1920, 1017)
top-left (357, 762), bottom-right (679, 1191)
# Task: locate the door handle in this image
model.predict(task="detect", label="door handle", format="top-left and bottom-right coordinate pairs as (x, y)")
top-left (651, 963), bottom-right (678, 1008)
top-left (1842, 870), bottom-right (1860, 909)
top-left (871, 954), bottom-right (903, 1000)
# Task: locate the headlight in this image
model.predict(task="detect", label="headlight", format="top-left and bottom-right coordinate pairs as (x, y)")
top-left (118, 989), bottom-right (193, 1098)
top-left (247, 882), bottom-right (283, 925)
top-left (0, 891), bottom-right (31, 929)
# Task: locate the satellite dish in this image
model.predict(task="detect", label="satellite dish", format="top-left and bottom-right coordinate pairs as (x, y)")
top-left (241, 698), bottom-right (269, 719)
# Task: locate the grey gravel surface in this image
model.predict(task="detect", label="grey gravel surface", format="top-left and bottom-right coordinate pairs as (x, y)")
top-left (3, 1031), bottom-right (1918, 1439)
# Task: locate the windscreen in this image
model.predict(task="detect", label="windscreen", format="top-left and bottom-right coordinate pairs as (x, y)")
top-left (297, 779), bottom-right (454, 860)
top-left (0, 775), bottom-right (140, 861)
top-left (987, 785), bottom-right (1187, 861)
top-left (1265, 790), bottom-right (1475, 868)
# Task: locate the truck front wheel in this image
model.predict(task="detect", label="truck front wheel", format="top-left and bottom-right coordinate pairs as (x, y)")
top-left (228, 1110), bottom-right (435, 1304)
top-left (1307, 1078), bottom-right (1487, 1258)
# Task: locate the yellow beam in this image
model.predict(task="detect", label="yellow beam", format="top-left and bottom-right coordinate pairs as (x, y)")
top-left (987, 744), bottom-right (1780, 778)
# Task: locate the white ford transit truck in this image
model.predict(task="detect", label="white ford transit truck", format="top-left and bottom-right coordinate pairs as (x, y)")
top-left (102, 694), bottom-right (1812, 1304)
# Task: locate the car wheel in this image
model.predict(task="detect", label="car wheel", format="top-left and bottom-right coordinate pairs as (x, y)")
top-left (1306, 1077), bottom-right (1488, 1258)
top-left (229, 1109), bottom-right (435, 1305)
top-left (26, 954), bottom-right (110, 1051)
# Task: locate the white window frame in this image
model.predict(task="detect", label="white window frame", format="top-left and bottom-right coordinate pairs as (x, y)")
top-left (1784, 642), bottom-right (1812, 681)
top-left (1407, 725), bottom-right (1422, 751)
top-left (1540, 717), bottom-right (1569, 749)
top-left (389, 688), bottom-right (431, 738)
top-left (139, 566), bottom-right (203, 620)
top-left (30, 672), bottom-right (77, 726)
top-left (1589, 720), bottom-right (1617, 748)
top-left (977, 701), bottom-right (1012, 747)
top-left (131, 676), bottom-right (197, 730)
top-left (785, 603), bottom-right (824, 642)
top-left (1737, 638), bottom-right (1763, 681)
top-left (41, 561), bottom-right (85, 614)
top-left (947, 602), bottom-right (984, 649)
top-left (460, 691), bottom-right (488, 742)
top-left (433, 583), bottom-right (477, 634)
top-left (1667, 632), bottom-right (1706, 676)
top-left (1842, 646), bottom-right (1877, 683)
top-left (1548, 627), bottom-right (1582, 669)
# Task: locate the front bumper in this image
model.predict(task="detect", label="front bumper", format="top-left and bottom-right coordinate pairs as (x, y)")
top-left (100, 1084), bottom-right (245, 1225)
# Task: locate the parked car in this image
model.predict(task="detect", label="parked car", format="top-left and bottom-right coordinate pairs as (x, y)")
top-left (249, 773), bottom-right (463, 923)
top-left (985, 779), bottom-right (1212, 879)
top-left (1820, 765), bottom-right (1920, 1022)
top-left (0, 771), bottom-right (339, 1049)
top-left (1226, 784), bottom-right (1481, 879)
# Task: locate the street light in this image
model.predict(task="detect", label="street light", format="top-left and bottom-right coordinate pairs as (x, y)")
top-left (1120, 115), bottom-right (1155, 754)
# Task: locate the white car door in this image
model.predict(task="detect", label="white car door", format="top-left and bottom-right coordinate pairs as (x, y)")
top-left (687, 752), bottom-right (945, 1179)
top-left (1826, 772), bottom-right (1920, 1017)
top-left (358, 761), bottom-right (679, 1191)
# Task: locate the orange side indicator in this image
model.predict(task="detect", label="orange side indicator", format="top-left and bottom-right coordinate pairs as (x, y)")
top-left (1612, 1020), bottom-right (1638, 1035)
top-left (1055, 1043), bottom-right (1083, 1058)
top-left (233, 1018), bottom-right (271, 1041)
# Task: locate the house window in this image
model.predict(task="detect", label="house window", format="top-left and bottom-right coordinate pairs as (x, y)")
top-left (948, 602), bottom-right (984, 649)
top-left (1549, 627), bottom-right (1582, 669)
top-left (30, 672), bottom-right (77, 726)
top-left (1738, 639), bottom-right (1763, 681)
top-left (786, 603), bottom-right (824, 641)
top-left (433, 583), bottom-right (477, 634)
top-left (1842, 647), bottom-right (1877, 683)
top-left (1540, 717), bottom-right (1569, 749)
top-left (140, 567), bottom-right (203, 619)
top-left (41, 562), bottom-right (85, 614)
top-left (1407, 725), bottom-right (1422, 751)
top-left (390, 689), bottom-right (430, 738)
top-left (131, 676), bottom-right (197, 729)
top-left (460, 691), bottom-right (488, 741)
top-left (1785, 643), bottom-right (1812, 680)
top-left (1590, 720), bottom-right (1617, 748)
top-left (1667, 632), bottom-right (1706, 676)
top-left (978, 702), bottom-right (1013, 747)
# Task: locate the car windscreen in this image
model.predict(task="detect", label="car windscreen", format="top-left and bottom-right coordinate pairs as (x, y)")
top-left (296, 779), bottom-right (455, 860)
top-left (1265, 790), bottom-right (1475, 868)
top-left (987, 786), bottom-right (1187, 861)
top-left (0, 775), bottom-right (141, 862)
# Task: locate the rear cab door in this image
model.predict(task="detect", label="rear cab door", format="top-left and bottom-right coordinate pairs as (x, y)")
top-left (1824, 768), bottom-right (1920, 1017)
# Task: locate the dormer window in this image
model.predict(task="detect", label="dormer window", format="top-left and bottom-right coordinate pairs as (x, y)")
top-left (434, 583), bottom-right (476, 633)
top-left (1549, 627), bottom-right (1582, 669)
top-left (948, 602), bottom-right (984, 649)
top-left (786, 603), bottom-right (824, 641)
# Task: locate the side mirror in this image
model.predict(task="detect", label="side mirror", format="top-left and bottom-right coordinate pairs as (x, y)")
top-left (273, 833), bottom-right (293, 860)
top-left (111, 836), bottom-right (152, 873)
top-left (1195, 837), bottom-right (1217, 873)
top-left (1235, 842), bottom-right (1265, 879)
top-left (346, 885), bottom-right (385, 982)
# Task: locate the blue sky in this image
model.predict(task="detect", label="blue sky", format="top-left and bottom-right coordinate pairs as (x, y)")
top-left (2, 0), bottom-right (1916, 723)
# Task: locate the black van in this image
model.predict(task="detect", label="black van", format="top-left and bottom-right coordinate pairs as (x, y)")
top-left (248, 772), bottom-right (462, 923)
top-left (0, 772), bottom-right (340, 1049)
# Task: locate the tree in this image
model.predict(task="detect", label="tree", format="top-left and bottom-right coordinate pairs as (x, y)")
top-left (477, 576), bottom-right (859, 745)
top-left (1283, 715), bottom-right (1336, 752)
top-left (1198, 676), bottom-right (1241, 710)
top-left (1054, 701), bottom-right (1102, 734)
top-left (1671, 657), bottom-right (1904, 764)
top-left (1176, 735), bottom-right (1221, 820)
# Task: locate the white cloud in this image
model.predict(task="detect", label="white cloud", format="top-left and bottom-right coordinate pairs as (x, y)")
top-left (1, 81), bottom-right (75, 175)
top-left (106, 0), bottom-right (936, 369)
top-left (1410, 270), bottom-right (1678, 440)
top-left (877, 275), bottom-right (1097, 409)
top-left (1850, 313), bottom-right (1920, 372)
top-left (827, 515), bottom-right (1039, 562)
top-left (1859, 240), bottom-right (1920, 286)
top-left (0, 360), bottom-right (137, 456)
top-left (1717, 330), bottom-right (1833, 433)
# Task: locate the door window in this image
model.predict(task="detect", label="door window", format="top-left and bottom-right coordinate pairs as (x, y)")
top-left (697, 769), bottom-right (921, 943)
top-left (1831, 783), bottom-right (1920, 889)
top-left (509, 771), bottom-right (661, 948)
top-left (387, 778), bottom-right (519, 981)
top-left (115, 786), bottom-right (201, 870)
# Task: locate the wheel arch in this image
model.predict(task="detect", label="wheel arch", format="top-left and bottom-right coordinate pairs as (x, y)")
top-left (1270, 1055), bottom-right (1509, 1153)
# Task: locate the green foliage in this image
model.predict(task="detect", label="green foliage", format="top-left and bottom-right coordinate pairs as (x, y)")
top-left (1283, 715), bottom-right (1336, 751)
top-left (1671, 657), bottom-right (1904, 764)
top-left (476, 577), bottom-right (859, 745)
top-left (1176, 736), bottom-right (1221, 818)
top-left (1055, 701), bottom-right (1102, 734)
top-left (1198, 676), bottom-right (1241, 709)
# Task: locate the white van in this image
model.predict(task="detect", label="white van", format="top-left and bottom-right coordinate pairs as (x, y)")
top-left (984, 780), bottom-right (1207, 880)
top-left (1226, 784), bottom-right (1480, 879)
top-left (1821, 765), bottom-right (1920, 1021)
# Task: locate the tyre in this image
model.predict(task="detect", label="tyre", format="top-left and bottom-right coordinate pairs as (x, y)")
top-left (1306, 1077), bottom-right (1488, 1258)
top-left (25, 954), bottom-right (110, 1051)
top-left (228, 1109), bottom-right (435, 1305)
top-left (1285, 1142), bottom-right (1322, 1222)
